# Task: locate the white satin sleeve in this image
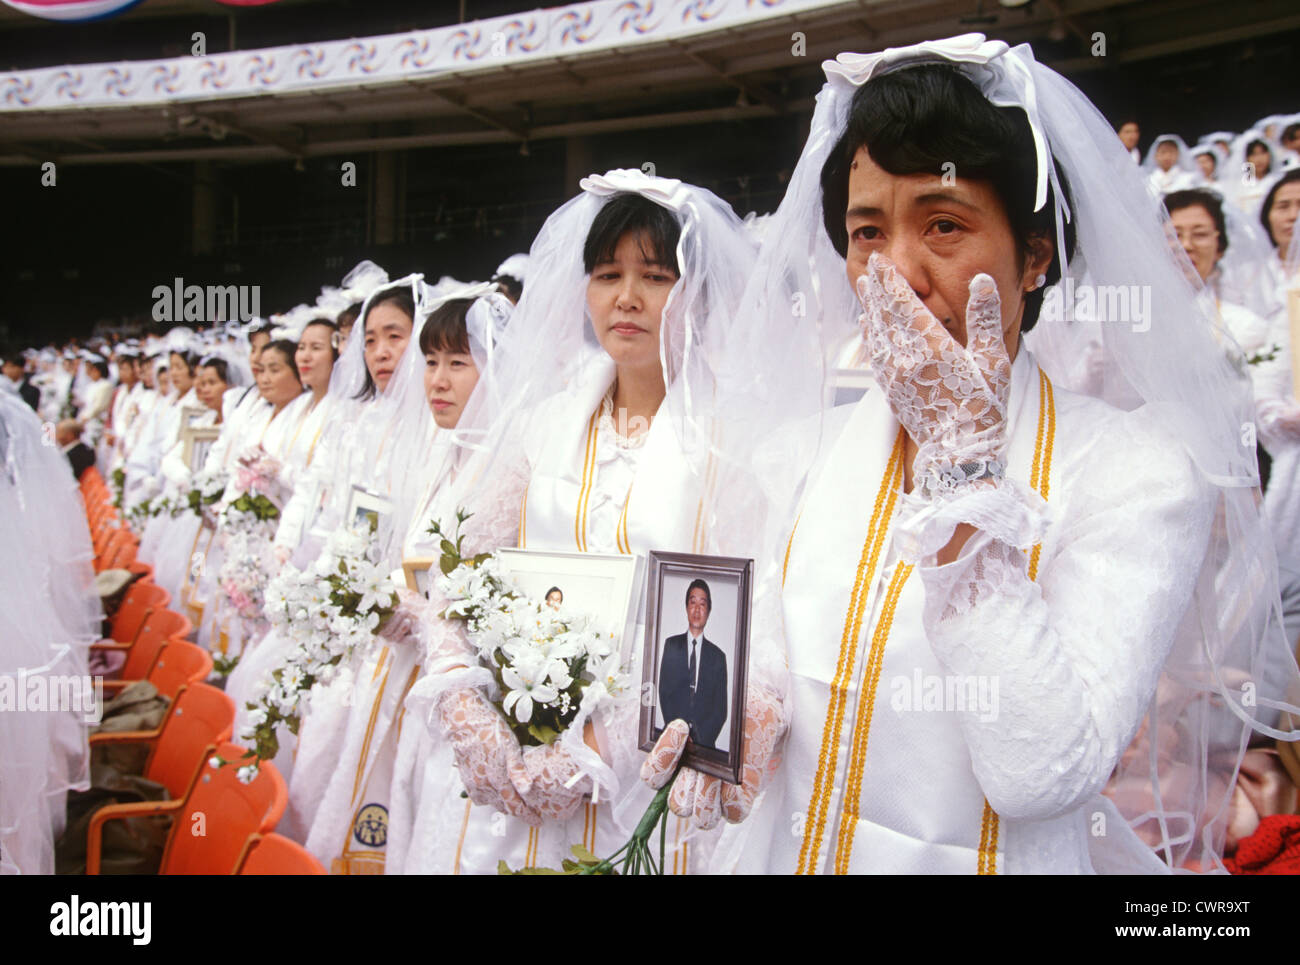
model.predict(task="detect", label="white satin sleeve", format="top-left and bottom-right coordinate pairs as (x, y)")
top-left (1254, 307), bottom-right (1299, 447)
top-left (273, 424), bottom-right (337, 553)
top-left (895, 407), bottom-right (1216, 821)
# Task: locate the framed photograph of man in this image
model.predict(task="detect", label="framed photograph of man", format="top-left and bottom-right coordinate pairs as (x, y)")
top-left (402, 556), bottom-right (435, 598)
top-left (639, 551), bottom-right (753, 785)
top-left (181, 425), bottom-right (220, 473)
top-left (347, 484), bottom-right (394, 539)
top-left (494, 549), bottom-right (644, 659)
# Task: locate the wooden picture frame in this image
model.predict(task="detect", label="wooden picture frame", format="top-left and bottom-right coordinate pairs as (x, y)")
top-left (638, 550), bottom-right (753, 785)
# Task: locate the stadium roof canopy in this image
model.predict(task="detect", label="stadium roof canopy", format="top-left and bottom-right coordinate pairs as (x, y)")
top-left (2, 0), bottom-right (1297, 168)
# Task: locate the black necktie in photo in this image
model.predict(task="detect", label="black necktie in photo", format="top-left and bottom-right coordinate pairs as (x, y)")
top-left (688, 640), bottom-right (697, 694)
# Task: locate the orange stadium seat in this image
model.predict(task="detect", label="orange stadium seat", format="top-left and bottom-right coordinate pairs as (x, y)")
top-left (234, 833), bottom-right (327, 875)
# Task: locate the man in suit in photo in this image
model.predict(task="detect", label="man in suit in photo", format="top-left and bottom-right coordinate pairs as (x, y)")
top-left (658, 578), bottom-right (728, 751)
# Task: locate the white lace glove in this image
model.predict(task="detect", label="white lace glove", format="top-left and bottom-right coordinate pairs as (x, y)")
top-left (519, 741), bottom-right (593, 822)
top-left (378, 589), bottom-right (433, 645)
top-left (641, 684), bottom-right (786, 830)
top-left (436, 687), bottom-right (540, 826)
top-left (856, 252), bottom-right (1011, 500)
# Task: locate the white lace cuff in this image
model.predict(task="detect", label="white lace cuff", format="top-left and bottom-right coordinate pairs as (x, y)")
top-left (894, 477), bottom-right (1049, 563)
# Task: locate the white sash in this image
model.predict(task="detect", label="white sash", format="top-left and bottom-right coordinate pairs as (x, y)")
top-left (776, 349), bottom-right (1056, 874)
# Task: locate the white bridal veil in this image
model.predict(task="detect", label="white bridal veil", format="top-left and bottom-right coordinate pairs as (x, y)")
top-left (734, 32), bottom-right (1300, 872)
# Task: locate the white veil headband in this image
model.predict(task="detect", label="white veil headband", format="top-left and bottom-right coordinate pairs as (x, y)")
top-left (1143, 133), bottom-right (1198, 174)
top-left (742, 32), bottom-right (1300, 871)
top-left (1223, 129), bottom-right (1284, 212)
top-left (451, 168), bottom-right (761, 535)
top-left (313, 273), bottom-right (436, 567)
top-left (413, 278), bottom-right (510, 454)
top-left (197, 341), bottom-right (252, 389)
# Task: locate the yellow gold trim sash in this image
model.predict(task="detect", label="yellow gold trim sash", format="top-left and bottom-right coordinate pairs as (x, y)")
top-left (833, 560), bottom-right (914, 873)
top-left (795, 429), bottom-right (906, 875)
top-left (573, 411), bottom-right (599, 551)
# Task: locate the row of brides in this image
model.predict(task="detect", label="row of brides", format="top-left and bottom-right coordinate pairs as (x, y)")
top-left (106, 35), bottom-right (1300, 874)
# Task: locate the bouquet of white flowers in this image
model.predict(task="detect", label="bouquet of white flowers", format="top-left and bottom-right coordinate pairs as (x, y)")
top-left (237, 522), bottom-right (399, 776)
top-left (431, 511), bottom-right (631, 748)
top-left (180, 466), bottom-right (227, 519)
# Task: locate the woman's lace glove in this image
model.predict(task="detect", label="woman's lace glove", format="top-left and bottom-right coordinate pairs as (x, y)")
top-left (640, 684), bottom-right (785, 830)
top-left (856, 252), bottom-right (1011, 500)
top-left (378, 588), bottom-right (440, 646)
top-left (436, 687), bottom-right (541, 826)
top-left (519, 741), bottom-right (594, 822)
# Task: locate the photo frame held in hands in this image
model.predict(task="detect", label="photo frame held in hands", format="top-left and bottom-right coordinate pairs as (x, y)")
top-left (347, 484), bottom-right (394, 538)
top-left (639, 551), bottom-right (753, 785)
top-left (181, 425), bottom-right (220, 473)
top-left (493, 548), bottom-right (643, 661)
top-left (402, 556), bottom-right (435, 599)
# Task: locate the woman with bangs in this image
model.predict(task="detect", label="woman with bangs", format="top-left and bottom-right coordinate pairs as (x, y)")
top-left (393, 173), bottom-right (772, 875)
top-left (711, 36), bottom-right (1299, 875)
top-left (194, 337), bottom-right (304, 655)
top-left (143, 355), bottom-right (231, 606)
top-left (270, 279), bottom-right (441, 840)
top-left (302, 288), bottom-right (512, 874)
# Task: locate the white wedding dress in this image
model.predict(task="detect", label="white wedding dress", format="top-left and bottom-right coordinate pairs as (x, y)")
top-left (716, 348), bottom-right (1215, 874)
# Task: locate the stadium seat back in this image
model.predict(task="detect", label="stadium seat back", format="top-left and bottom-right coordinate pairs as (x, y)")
top-left (109, 582), bottom-right (168, 643)
top-left (236, 833), bottom-right (327, 875)
top-left (119, 609), bottom-right (191, 681)
top-left (149, 640), bottom-right (213, 699)
top-left (144, 682), bottom-right (235, 799)
top-left (161, 742), bottom-right (286, 875)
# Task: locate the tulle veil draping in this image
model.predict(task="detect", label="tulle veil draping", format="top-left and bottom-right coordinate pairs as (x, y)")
top-left (724, 33), bottom-right (1300, 872)
top-left (0, 392), bottom-right (99, 874)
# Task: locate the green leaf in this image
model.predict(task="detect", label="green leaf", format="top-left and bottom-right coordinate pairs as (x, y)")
top-left (439, 555), bottom-right (457, 576)
top-left (527, 722), bottom-right (560, 745)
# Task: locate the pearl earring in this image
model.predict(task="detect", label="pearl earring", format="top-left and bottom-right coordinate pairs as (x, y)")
top-left (1034, 274), bottom-right (1047, 290)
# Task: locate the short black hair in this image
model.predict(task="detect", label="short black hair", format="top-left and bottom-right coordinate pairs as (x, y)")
top-left (545, 586), bottom-right (563, 600)
top-left (494, 275), bottom-right (524, 304)
top-left (1260, 170), bottom-right (1300, 249)
top-left (197, 355), bottom-right (231, 384)
top-left (86, 359), bottom-right (108, 379)
top-left (261, 339), bottom-right (301, 383)
top-left (1163, 189), bottom-right (1228, 255)
top-left (819, 64), bottom-right (1076, 333)
top-left (1283, 123), bottom-right (1300, 144)
top-left (419, 297), bottom-right (473, 357)
top-left (355, 285), bottom-right (415, 401)
top-left (685, 578), bottom-right (712, 612)
top-left (583, 193), bottom-right (682, 276)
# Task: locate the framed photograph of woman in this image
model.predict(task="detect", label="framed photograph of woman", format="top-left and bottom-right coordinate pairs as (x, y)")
top-left (181, 425), bottom-right (220, 473)
top-left (493, 549), bottom-right (644, 660)
top-left (638, 551), bottom-right (753, 784)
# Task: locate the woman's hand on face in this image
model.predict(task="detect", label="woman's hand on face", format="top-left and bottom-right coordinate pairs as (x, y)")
top-left (855, 252), bottom-right (1011, 498)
